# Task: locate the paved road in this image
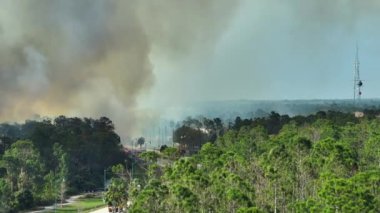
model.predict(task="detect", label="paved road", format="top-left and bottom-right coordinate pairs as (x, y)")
top-left (27, 195), bottom-right (83, 213)
top-left (90, 206), bottom-right (128, 213)
top-left (90, 207), bottom-right (108, 213)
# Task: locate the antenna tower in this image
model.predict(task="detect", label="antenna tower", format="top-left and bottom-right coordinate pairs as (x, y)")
top-left (353, 44), bottom-right (363, 102)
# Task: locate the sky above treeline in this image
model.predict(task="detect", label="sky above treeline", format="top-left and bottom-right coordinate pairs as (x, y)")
top-left (1, 0), bottom-right (380, 136)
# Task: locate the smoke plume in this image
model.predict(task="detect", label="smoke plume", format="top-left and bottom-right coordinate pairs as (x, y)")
top-left (4, 0), bottom-right (380, 138)
top-left (0, 0), bottom-right (239, 137)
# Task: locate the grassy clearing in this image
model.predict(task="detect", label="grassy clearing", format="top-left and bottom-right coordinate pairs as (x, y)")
top-left (47, 197), bottom-right (106, 213)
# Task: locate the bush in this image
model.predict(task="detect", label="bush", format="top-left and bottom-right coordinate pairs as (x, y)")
top-left (16, 190), bottom-right (34, 210)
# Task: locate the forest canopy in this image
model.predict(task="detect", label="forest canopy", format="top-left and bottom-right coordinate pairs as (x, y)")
top-left (0, 116), bottom-right (127, 212)
top-left (126, 110), bottom-right (380, 212)
top-left (1, 110), bottom-right (380, 212)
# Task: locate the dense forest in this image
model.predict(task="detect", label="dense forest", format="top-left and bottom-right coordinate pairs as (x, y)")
top-left (0, 116), bottom-right (127, 212)
top-left (1, 110), bottom-right (380, 212)
top-left (123, 110), bottom-right (380, 212)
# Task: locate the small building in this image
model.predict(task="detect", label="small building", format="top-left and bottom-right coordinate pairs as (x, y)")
top-left (354, 111), bottom-right (364, 118)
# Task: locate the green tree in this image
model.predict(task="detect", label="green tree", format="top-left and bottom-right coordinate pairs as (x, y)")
top-left (0, 178), bottom-right (13, 212)
top-left (318, 175), bottom-right (377, 212)
top-left (16, 189), bottom-right (34, 210)
top-left (0, 140), bottom-right (44, 210)
top-left (137, 137), bottom-right (145, 149)
top-left (42, 171), bottom-right (57, 203)
top-left (311, 138), bottom-right (357, 176)
top-left (105, 178), bottom-right (128, 207)
top-left (173, 125), bottom-right (207, 154)
top-left (362, 135), bottom-right (380, 170)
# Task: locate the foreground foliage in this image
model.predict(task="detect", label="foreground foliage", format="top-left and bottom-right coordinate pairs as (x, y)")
top-left (128, 111), bottom-right (380, 212)
top-left (0, 116), bottom-right (126, 212)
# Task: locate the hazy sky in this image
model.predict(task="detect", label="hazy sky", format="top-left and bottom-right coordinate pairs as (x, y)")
top-left (1, 0), bottom-right (380, 136)
top-left (142, 0), bottom-right (380, 108)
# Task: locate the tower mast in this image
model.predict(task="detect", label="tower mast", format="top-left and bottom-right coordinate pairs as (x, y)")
top-left (353, 44), bottom-right (363, 102)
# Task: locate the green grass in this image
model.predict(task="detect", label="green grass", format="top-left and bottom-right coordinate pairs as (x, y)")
top-left (47, 197), bottom-right (106, 213)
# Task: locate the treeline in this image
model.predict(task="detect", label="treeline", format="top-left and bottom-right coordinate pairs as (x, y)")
top-left (126, 110), bottom-right (380, 212)
top-left (177, 99), bottom-right (380, 122)
top-left (0, 116), bottom-right (127, 212)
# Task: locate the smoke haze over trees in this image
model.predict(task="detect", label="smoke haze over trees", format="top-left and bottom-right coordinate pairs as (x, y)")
top-left (0, 0), bottom-right (238, 138)
top-left (2, 1), bottom-right (380, 138)
top-left (2, 1), bottom-right (380, 212)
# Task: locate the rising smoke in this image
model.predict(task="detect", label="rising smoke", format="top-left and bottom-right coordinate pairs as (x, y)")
top-left (0, 0), bottom-right (239, 137)
top-left (2, 0), bottom-right (380, 139)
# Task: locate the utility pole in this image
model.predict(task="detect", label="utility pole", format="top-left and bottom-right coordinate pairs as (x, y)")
top-left (131, 158), bottom-right (134, 180)
top-left (274, 183), bottom-right (277, 213)
top-left (104, 169), bottom-right (106, 191)
top-left (164, 125), bottom-right (167, 145)
top-left (103, 169), bottom-right (107, 204)
top-left (54, 169), bottom-right (57, 213)
top-left (60, 178), bottom-right (65, 207)
top-left (172, 127), bottom-right (175, 148)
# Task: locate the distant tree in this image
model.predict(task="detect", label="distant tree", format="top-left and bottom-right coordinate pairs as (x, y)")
top-left (159, 145), bottom-right (168, 152)
top-left (137, 137), bottom-right (145, 149)
top-left (0, 136), bottom-right (13, 155)
top-left (266, 111), bottom-right (282, 134)
top-left (183, 117), bottom-right (203, 129)
top-left (213, 117), bottom-right (225, 136)
top-left (173, 125), bottom-right (207, 154)
top-left (162, 147), bottom-right (180, 160)
top-left (139, 151), bottom-right (159, 163)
